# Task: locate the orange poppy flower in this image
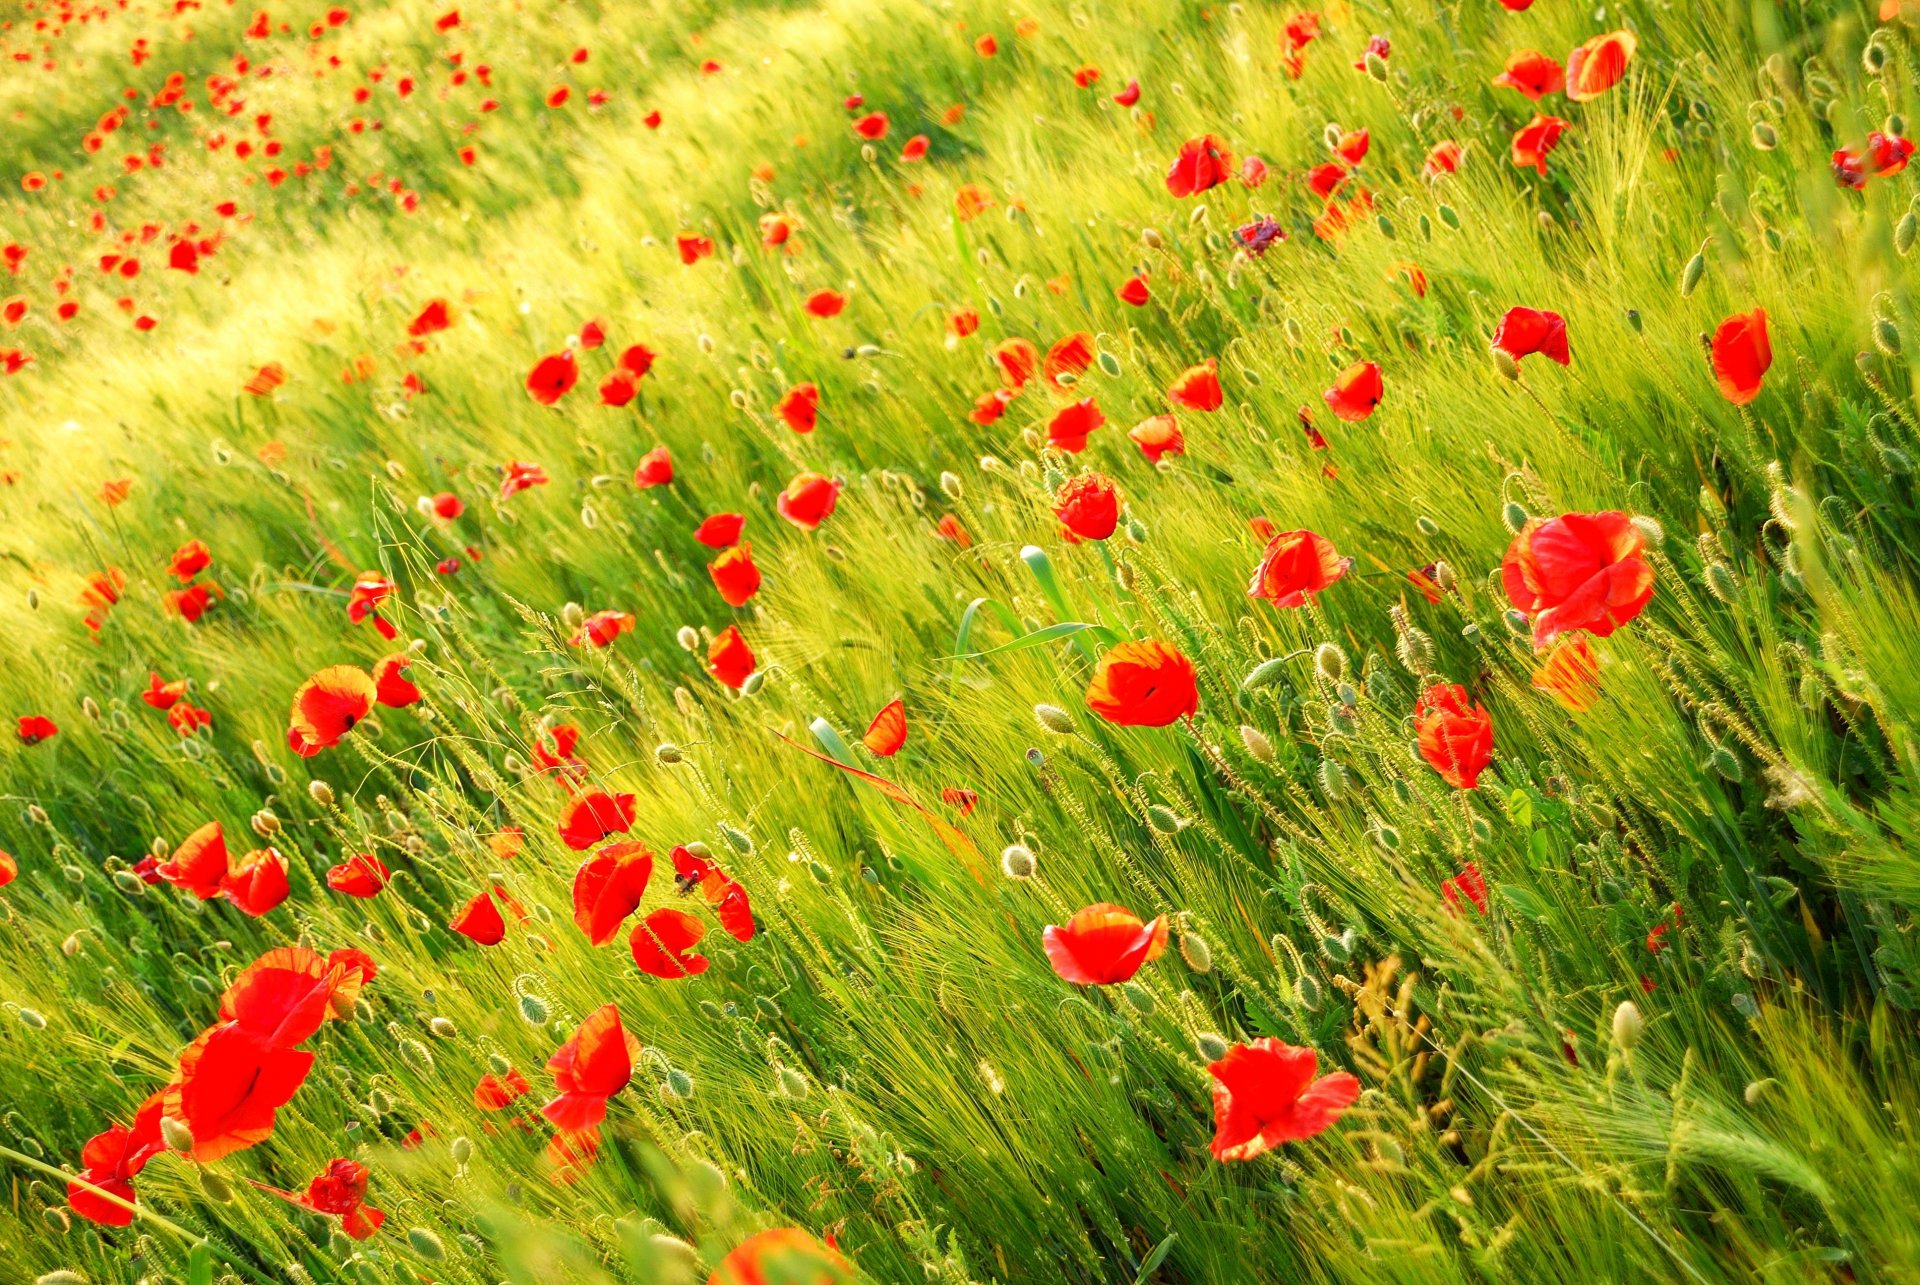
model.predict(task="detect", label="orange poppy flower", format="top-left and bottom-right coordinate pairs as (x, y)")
top-left (1493, 50), bottom-right (1564, 100)
top-left (1501, 511), bottom-right (1654, 644)
top-left (1710, 308), bottom-right (1771, 405)
top-left (777, 472), bottom-right (842, 530)
top-left (708, 625), bottom-right (757, 688)
top-left (710, 1229), bottom-right (853, 1285)
top-left (862, 698), bottom-right (908, 756)
top-left (1565, 30), bottom-right (1636, 102)
top-left (1322, 360), bottom-right (1382, 422)
top-left (1415, 683), bottom-right (1495, 789)
top-left (1043, 903), bottom-right (1169, 984)
top-left (1511, 114), bottom-right (1569, 175)
top-left (710, 544), bottom-right (762, 607)
top-left (1247, 529), bottom-right (1348, 607)
top-left (1209, 1038), bottom-right (1360, 1160)
top-left (1128, 414), bottom-right (1184, 462)
top-left (287, 664), bottom-right (376, 757)
top-left (1167, 358), bottom-right (1223, 411)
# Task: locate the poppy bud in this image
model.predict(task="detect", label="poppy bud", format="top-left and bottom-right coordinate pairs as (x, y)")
top-left (1179, 930), bottom-right (1213, 973)
top-left (1612, 1000), bottom-right (1644, 1049)
top-left (722, 824), bottom-right (754, 854)
top-left (1679, 248), bottom-right (1706, 297)
top-left (1195, 1031), bottom-right (1229, 1061)
top-left (1432, 560), bottom-right (1457, 591)
top-left (676, 626), bottom-right (700, 651)
top-left (408, 1229), bottom-right (447, 1261)
top-left (1706, 744), bottom-right (1741, 780)
top-left (1875, 317), bottom-right (1903, 356)
top-left (1437, 203), bottom-right (1460, 230)
top-left (777, 1066), bottom-right (810, 1098)
top-left (1491, 346), bottom-right (1520, 381)
top-left (1866, 40), bottom-right (1889, 73)
top-left (369, 1088), bottom-right (393, 1114)
top-left (561, 602), bottom-right (585, 630)
top-left (1146, 805), bottom-right (1184, 833)
top-left (1375, 214), bottom-right (1395, 239)
top-left (113, 870), bottom-right (147, 895)
top-left (1294, 972), bottom-right (1323, 1010)
top-left (1704, 561), bottom-right (1738, 603)
top-left (1365, 51), bottom-right (1388, 80)
top-left (1122, 981), bottom-right (1156, 1013)
top-left (1744, 1078), bottom-right (1776, 1105)
top-left (1625, 307), bottom-right (1643, 333)
top-left (160, 1115), bottom-right (195, 1152)
top-left (1749, 121), bottom-right (1777, 150)
top-left (1239, 725), bottom-right (1274, 762)
top-left (656, 742), bottom-right (683, 765)
top-left (1034, 704), bottom-right (1075, 735)
top-left (17, 1008), bottom-right (46, 1029)
top-left (999, 844), bottom-right (1036, 880)
top-left (1283, 317), bottom-right (1303, 347)
top-left (1316, 759), bottom-right (1346, 799)
top-left (518, 993), bottom-right (549, 1026)
top-left (200, 1169), bottom-right (233, 1203)
top-left (1242, 655), bottom-right (1289, 690)
top-left (940, 471), bottom-right (962, 498)
top-left (398, 1038), bottom-right (434, 1073)
top-left (741, 670), bottom-right (767, 696)
top-left (430, 1016), bottom-right (458, 1038)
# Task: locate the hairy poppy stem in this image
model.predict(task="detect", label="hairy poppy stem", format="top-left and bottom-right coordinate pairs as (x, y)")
top-left (0, 1143), bottom-right (198, 1240)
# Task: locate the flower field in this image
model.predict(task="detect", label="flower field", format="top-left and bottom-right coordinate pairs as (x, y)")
top-left (3, 0), bottom-right (1920, 1281)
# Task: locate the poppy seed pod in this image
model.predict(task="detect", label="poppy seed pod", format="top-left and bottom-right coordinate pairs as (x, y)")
top-left (1314, 643), bottom-right (1347, 682)
top-left (1034, 704), bottom-right (1075, 734)
top-left (408, 1229), bottom-right (447, 1261)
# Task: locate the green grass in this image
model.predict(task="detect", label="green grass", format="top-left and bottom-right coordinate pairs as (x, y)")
top-left (4, 0), bottom-right (1920, 1280)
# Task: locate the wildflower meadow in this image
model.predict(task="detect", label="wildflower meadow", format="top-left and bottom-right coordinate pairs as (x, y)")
top-left (3, 0), bottom-right (1920, 1281)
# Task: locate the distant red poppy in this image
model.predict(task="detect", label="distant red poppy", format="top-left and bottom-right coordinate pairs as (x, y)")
top-left (1166, 134), bottom-right (1234, 197)
top-left (1085, 640), bottom-right (1198, 726)
top-left (633, 445), bottom-right (674, 488)
top-left (570, 609), bottom-right (635, 648)
top-left (1054, 474), bottom-right (1120, 541)
top-left (1493, 49), bottom-right (1564, 100)
top-left (525, 352), bottom-right (577, 405)
top-left (373, 654), bottom-right (421, 707)
top-left (1423, 140), bottom-right (1463, 179)
top-left (1043, 903), bottom-right (1169, 984)
top-left (1044, 332), bottom-right (1095, 388)
top-left (695, 513), bottom-right (745, 548)
top-left (1128, 414), bottom-right (1183, 462)
top-left (1209, 1038), bottom-right (1360, 1160)
top-left (1415, 683), bottom-right (1495, 789)
top-left (542, 1002), bottom-right (640, 1132)
top-left (900, 134), bottom-right (929, 162)
top-left (1048, 398), bottom-right (1106, 453)
top-left (994, 338), bottom-right (1038, 389)
top-left (1112, 79), bottom-right (1142, 107)
top-left (1248, 529), bottom-right (1347, 607)
top-left (863, 699), bottom-right (908, 756)
top-left (708, 625), bottom-right (757, 688)
top-left (1323, 360), bottom-right (1382, 422)
top-left (630, 907), bottom-right (709, 978)
top-left (777, 472), bottom-right (842, 530)
top-left (16, 714), bottom-right (56, 744)
top-left (1167, 358), bottom-right (1223, 411)
top-left (449, 888), bottom-right (507, 945)
top-left (676, 232), bottom-right (716, 264)
top-left (852, 112), bottom-right (889, 140)
top-left (168, 539), bottom-right (212, 581)
top-left (287, 665), bottom-right (377, 757)
top-left (804, 289), bottom-right (847, 318)
top-left (710, 1229), bottom-right (853, 1285)
top-left (408, 298), bottom-right (451, 336)
top-left (499, 459), bottom-right (549, 500)
top-left (1492, 306), bottom-right (1570, 366)
top-left (710, 545), bottom-right (762, 606)
top-left (474, 1067), bottom-right (531, 1111)
top-left (1869, 130), bottom-right (1915, 177)
top-left (558, 790), bottom-right (638, 850)
top-left (298, 1158), bottom-right (383, 1241)
top-left (1117, 275), bottom-right (1150, 306)
top-left (775, 383), bottom-right (820, 432)
top-left (1565, 30), bottom-right (1636, 102)
top-left (571, 841), bottom-right (655, 946)
top-left (1502, 511), bottom-right (1654, 644)
top-left (327, 852), bottom-right (390, 898)
top-left (1441, 861), bottom-right (1489, 915)
top-left (1710, 308), bottom-right (1772, 405)
top-left (1512, 114), bottom-right (1569, 175)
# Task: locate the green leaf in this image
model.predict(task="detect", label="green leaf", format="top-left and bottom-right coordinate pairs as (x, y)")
top-left (809, 717), bottom-right (854, 761)
top-left (1133, 1233), bottom-right (1178, 1284)
top-left (1497, 884), bottom-right (1552, 922)
top-left (187, 1240), bottom-right (213, 1285)
top-left (949, 621), bottom-right (1112, 660)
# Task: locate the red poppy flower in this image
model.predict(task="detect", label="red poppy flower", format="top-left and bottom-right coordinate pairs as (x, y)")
top-left (162, 1023), bottom-right (315, 1163)
top-left (993, 338), bottom-right (1038, 389)
top-left (775, 383), bottom-right (820, 432)
top-left (803, 289), bottom-right (847, 318)
top-left (1442, 861), bottom-right (1489, 915)
top-left (899, 134), bottom-right (930, 162)
top-left (955, 183), bottom-right (994, 220)
top-left (301, 1158), bottom-right (384, 1240)
top-left (695, 513), bottom-right (746, 548)
top-left (500, 459), bottom-right (549, 500)
top-left (68, 1095), bottom-right (165, 1226)
top-left (327, 852), bottom-right (390, 898)
top-left (971, 388), bottom-right (1015, 424)
top-left (1117, 275), bottom-right (1150, 306)
top-left (0, 850), bottom-right (14, 887)
top-left (449, 888), bottom-right (507, 944)
top-left (1167, 358), bottom-right (1223, 411)
top-left (1565, 30), bottom-right (1636, 102)
top-left (542, 1002), bottom-right (640, 1132)
top-left (1248, 529), bottom-right (1348, 607)
top-left (1511, 114), bottom-right (1569, 175)
top-left (531, 724), bottom-right (587, 781)
top-left (221, 848), bottom-right (289, 917)
top-left (617, 344), bottom-right (656, 378)
top-left (1869, 130), bottom-right (1915, 177)
top-left (1415, 683), bottom-right (1495, 789)
top-left (948, 308), bottom-right (980, 338)
top-left (16, 714), bottom-right (56, 744)
top-left (1126, 415), bottom-right (1183, 463)
top-left (633, 445), bottom-right (674, 488)
top-left (287, 664), bottom-right (376, 757)
top-left (1054, 474), bottom-right (1120, 541)
top-left (157, 820), bottom-right (229, 899)
top-left (675, 231), bottom-right (715, 264)
top-left (1208, 1038), bottom-right (1360, 1160)
top-left (559, 790), bottom-right (638, 851)
top-left (1533, 637), bottom-right (1601, 711)
top-left (1423, 140), bottom-right (1463, 179)
top-left (672, 846), bottom-right (757, 941)
top-left (629, 907), bottom-right (709, 978)
top-left (710, 1230), bottom-right (853, 1285)
top-left (218, 946), bottom-right (363, 1047)
top-left (1493, 49), bottom-right (1565, 100)
top-left (1043, 903), bottom-right (1169, 985)
top-left (851, 111), bottom-right (889, 140)
top-left (1492, 307), bottom-right (1570, 366)
top-left (168, 539), bottom-right (212, 581)
top-left (862, 698), bottom-right (907, 756)
top-left (1322, 360), bottom-right (1382, 422)
top-left (1085, 640), bottom-right (1198, 726)
top-left (407, 298), bottom-right (452, 336)
top-left (600, 370), bottom-right (639, 406)
top-left (1166, 134), bottom-right (1234, 197)
top-left (1502, 511), bottom-right (1655, 644)
top-left (474, 1067), bottom-right (531, 1111)
top-left (777, 472), bottom-right (843, 530)
top-left (1048, 398), bottom-right (1106, 453)
top-left (1113, 78), bottom-right (1142, 107)
top-left (373, 654), bottom-right (421, 707)
top-left (1044, 332), bottom-right (1095, 388)
top-left (525, 352), bottom-right (577, 406)
top-left (1710, 308), bottom-right (1771, 405)
top-left (707, 625), bottom-right (756, 688)
top-left (709, 545), bottom-right (762, 607)
top-left (572, 841), bottom-right (655, 946)
top-left (571, 609), bottom-right (636, 647)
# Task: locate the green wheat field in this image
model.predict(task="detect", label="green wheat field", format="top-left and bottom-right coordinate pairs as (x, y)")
top-left (3, 0), bottom-right (1920, 1281)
